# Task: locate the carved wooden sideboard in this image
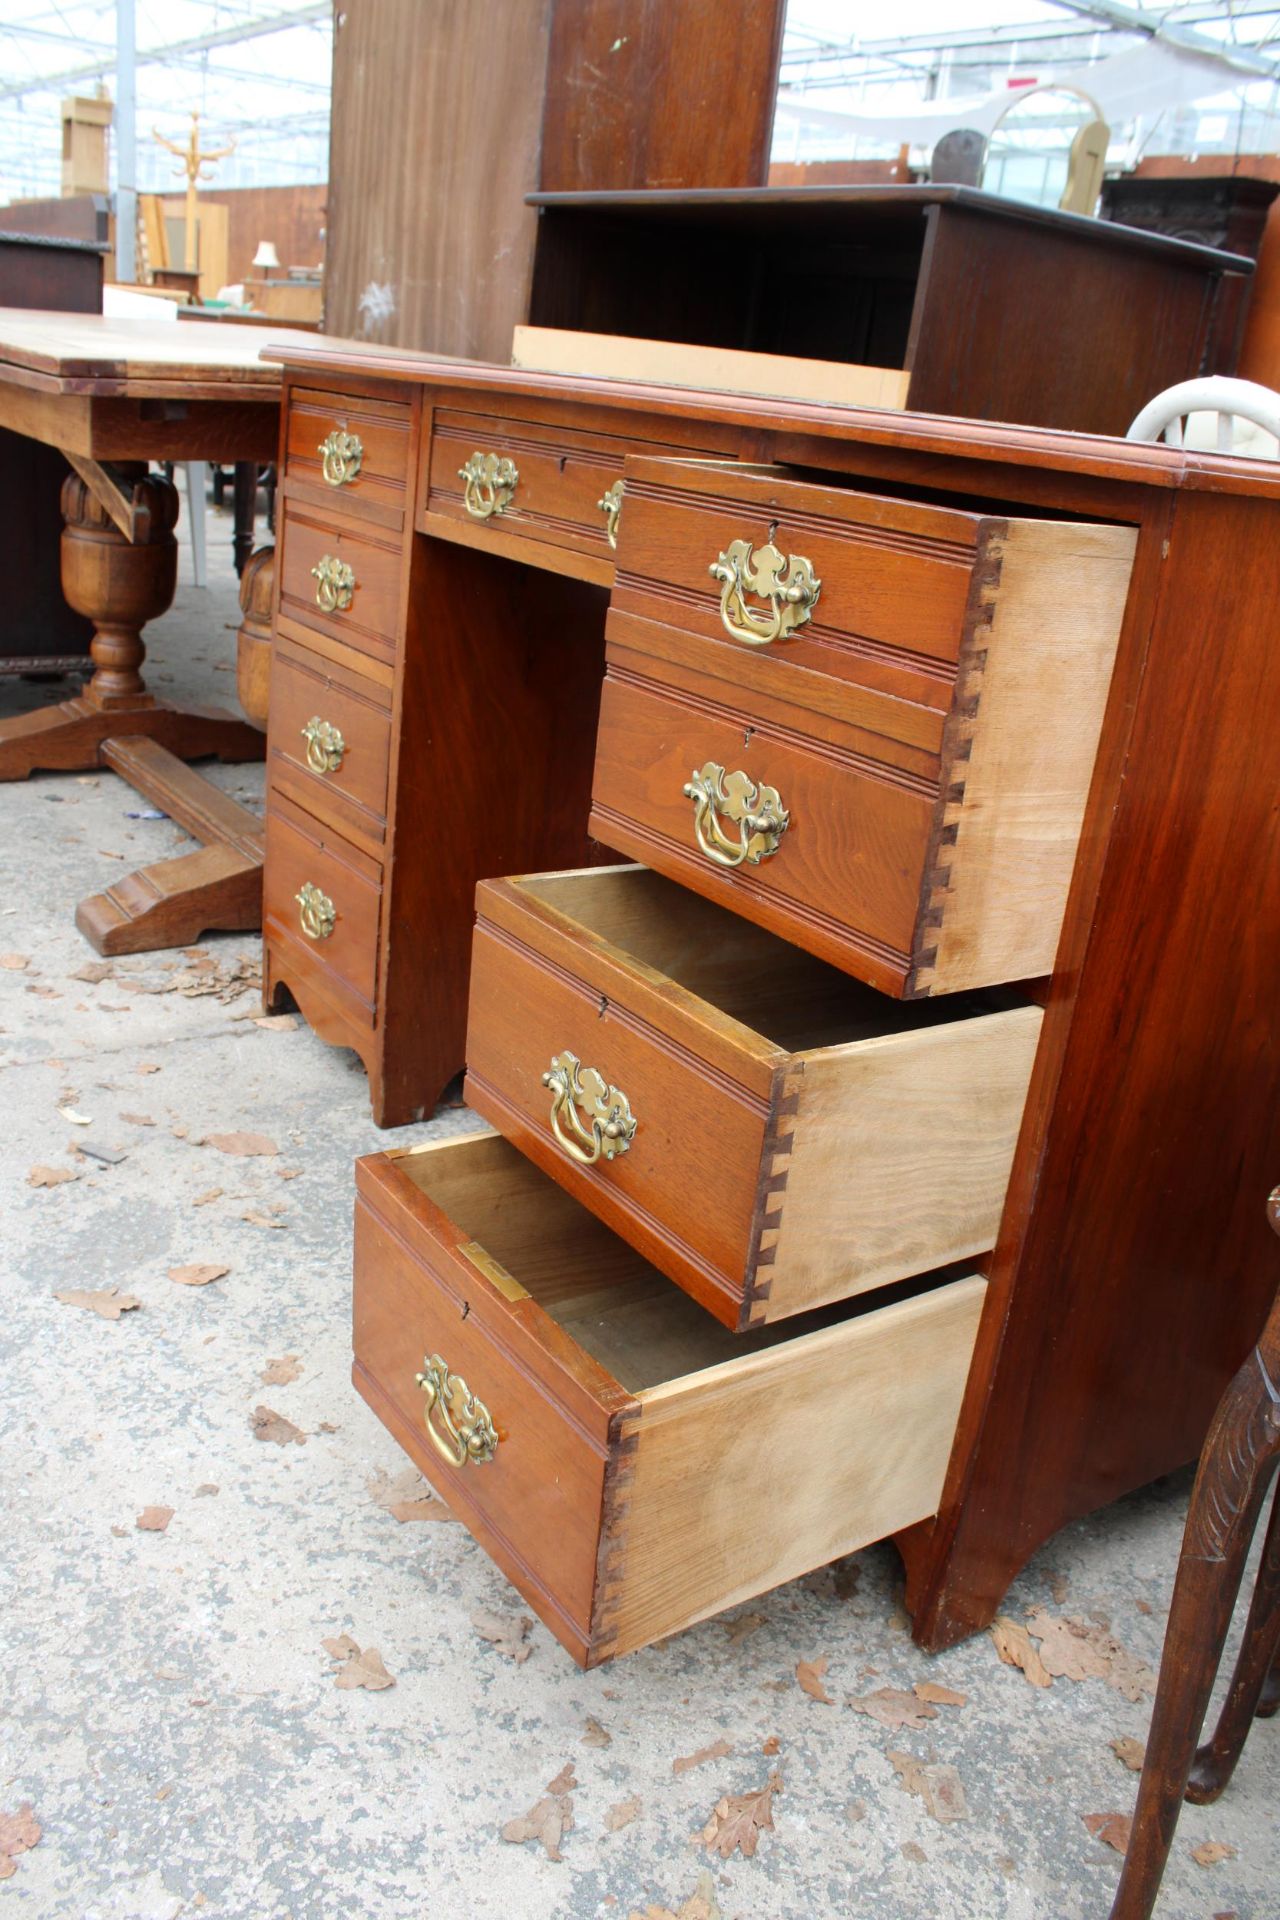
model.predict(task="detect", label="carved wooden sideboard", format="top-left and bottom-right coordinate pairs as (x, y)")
top-left (263, 343), bottom-right (1280, 1659)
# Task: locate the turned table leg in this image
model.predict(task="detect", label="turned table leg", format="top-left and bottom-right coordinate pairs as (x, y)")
top-left (0, 462), bottom-right (263, 781)
top-left (1108, 1190), bottom-right (1280, 1920)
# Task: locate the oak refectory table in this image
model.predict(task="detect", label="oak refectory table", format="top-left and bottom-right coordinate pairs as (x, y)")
top-left (0, 310), bottom-right (319, 953)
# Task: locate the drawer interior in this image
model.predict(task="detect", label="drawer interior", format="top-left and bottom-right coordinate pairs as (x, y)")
top-left (513, 864), bottom-right (1020, 1053)
top-left (396, 1132), bottom-right (971, 1393)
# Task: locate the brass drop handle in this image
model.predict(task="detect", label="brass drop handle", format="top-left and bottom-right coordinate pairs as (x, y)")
top-left (598, 478), bottom-right (625, 549)
top-left (296, 881), bottom-right (336, 940)
top-left (319, 429), bottom-right (363, 487)
top-left (301, 716), bottom-right (345, 775)
top-left (416, 1354), bottom-right (499, 1468)
top-left (710, 538), bottom-right (821, 646)
top-left (311, 554), bottom-right (355, 613)
top-left (684, 763), bottom-right (789, 869)
top-left (542, 1050), bottom-right (637, 1166)
top-left (458, 450), bottom-right (518, 520)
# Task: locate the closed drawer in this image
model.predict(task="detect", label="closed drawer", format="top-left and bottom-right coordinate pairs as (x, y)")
top-left (594, 458), bottom-right (1138, 997)
top-left (465, 865), bottom-right (1040, 1329)
top-left (353, 1130), bottom-right (985, 1666)
top-left (423, 407), bottom-right (635, 569)
top-left (264, 792), bottom-right (382, 1021)
top-left (284, 386), bottom-right (411, 520)
top-left (267, 631), bottom-right (392, 849)
top-left (277, 506), bottom-right (403, 665)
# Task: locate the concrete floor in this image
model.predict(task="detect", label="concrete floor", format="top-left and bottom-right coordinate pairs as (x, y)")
top-left (1, 505), bottom-right (1276, 1920)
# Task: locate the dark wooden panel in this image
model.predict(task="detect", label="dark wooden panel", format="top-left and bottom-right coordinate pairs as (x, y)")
top-left (539, 0), bottom-right (784, 193)
top-left (325, 0), bottom-right (552, 356)
top-left (906, 202), bottom-right (1225, 435)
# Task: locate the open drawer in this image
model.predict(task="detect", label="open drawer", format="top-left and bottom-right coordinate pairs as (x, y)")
top-left (353, 1130), bottom-right (985, 1667)
top-left (465, 865), bottom-right (1040, 1329)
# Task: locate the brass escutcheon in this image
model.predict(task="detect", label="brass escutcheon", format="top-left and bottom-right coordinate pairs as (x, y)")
top-left (684, 763), bottom-right (789, 869)
top-left (416, 1354), bottom-right (498, 1468)
top-left (597, 478), bottom-right (625, 549)
top-left (458, 449), bottom-right (518, 520)
top-left (710, 538), bottom-right (821, 646)
top-left (318, 429), bottom-right (363, 488)
top-left (296, 880), bottom-right (336, 940)
top-left (311, 554), bottom-right (355, 613)
top-left (542, 1050), bottom-right (637, 1166)
top-left (301, 716), bottom-right (345, 775)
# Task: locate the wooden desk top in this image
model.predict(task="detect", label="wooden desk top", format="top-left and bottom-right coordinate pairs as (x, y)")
top-left (0, 310), bottom-right (324, 402)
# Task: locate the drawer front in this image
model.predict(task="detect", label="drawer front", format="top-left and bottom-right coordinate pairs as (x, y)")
top-left (465, 908), bottom-right (769, 1310)
top-left (267, 634), bottom-right (392, 846)
top-left (264, 797), bottom-right (382, 1016)
top-left (424, 408), bottom-right (632, 562)
top-left (277, 507), bottom-right (403, 664)
top-left (590, 663), bottom-right (936, 996)
top-left (613, 459), bottom-right (986, 709)
top-left (285, 386), bottom-right (412, 518)
top-left (352, 1132), bottom-right (986, 1666)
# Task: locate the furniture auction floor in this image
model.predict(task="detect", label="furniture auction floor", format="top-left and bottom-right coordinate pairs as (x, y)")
top-left (2, 527), bottom-right (1276, 1920)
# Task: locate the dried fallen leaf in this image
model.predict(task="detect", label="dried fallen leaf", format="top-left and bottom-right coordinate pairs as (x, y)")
top-left (0, 1803), bottom-right (40, 1880)
top-left (847, 1686), bottom-right (938, 1731)
top-left (1191, 1840), bottom-right (1237, 1868)
top-left (583, 1715), bottom-right (612, 1747)
top-left (914, 1681), bottom-right (967, 1708)
top-left (627, 1872), bottom-right (720, 1920)
top-left (71, 960), bottom-right (113, 983)
top-left (27, 1164), bottom-right (77, 1188)
top-left (250, 1404), bottom-right (306, 1446)
top-left (135, 1063), bottom-right (161, 1074)
top-left (59, 1105), bottom-right (93, 1126)
top-left (991, 1616), bottom-right (1052, 1688)
top-left (887, 1750), bottom-right (969, 1823)
top-left (700, 1770), bottom-right (781, 1860)
top-left (192, 1188), bottom-right (223, 1207)
top-left (673, 1737), bottom-right (733, 1775)
top-left (1084, 1812), bottom-right (1132, 1854)
top-left (261, 1354), bottom-right (303, 1385)
top-left (606, 1794), bottom-right (642, 1832)
top-left (1026, 1608), bottom-right (1156, 1703)
top-left (167, 1263), bottom-right (230, 1288)
top-left (136, 1506), bottom-right (174, 1532)
top-left (1112, 1736), bottom-right (1146, 1772)
top-left (721, 1611), bottom-right (766, 1647)
top-left (119, 1111), bottom-right (154, 1127)
top-left (242, 1209), bottom-right (287, 1230)
top-left (0, 953), bottom-right (29, 970)
top-left (501, 1763), bottom-right (576, 1860)
top-left (254, 1013), bottom-right (298, 1032)
top-left (54, 1288), bottom-right (141, 1320)
top-left (367, 1465), bottom-right (455, 1524)
top-left (902, 1841), bottom-right (928, 1865)
top-left (204, 1131), bottom-right (279, 1157)
top-left (471, 1608), bottom-right (533, 1662)
top-left (322, 1634), bottom-right (395, 1690)
top-left (796, 1656), bottom-right (834, 1704)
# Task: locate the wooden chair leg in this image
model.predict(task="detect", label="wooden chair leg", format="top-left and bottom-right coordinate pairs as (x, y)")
top-left (1185, 1472), bottom-right (1280, 1802)
top-left (1107, 1346), bottom-right (1280, 1920)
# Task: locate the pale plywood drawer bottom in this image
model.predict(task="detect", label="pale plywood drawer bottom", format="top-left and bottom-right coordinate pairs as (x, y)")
top-left (353, 1130), bottom-right (984, 1667)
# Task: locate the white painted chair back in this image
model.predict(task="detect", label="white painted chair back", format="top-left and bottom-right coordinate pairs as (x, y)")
top-left (1126, 377), bottom-right (1280, 461)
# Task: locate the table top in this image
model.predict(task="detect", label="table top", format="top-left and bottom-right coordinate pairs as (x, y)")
top-left (0, 311), bottom-right (326, 400)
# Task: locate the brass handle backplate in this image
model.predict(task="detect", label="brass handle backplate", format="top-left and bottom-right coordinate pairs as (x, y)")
top-left (296, 880), bottom-right (336, 940)
top-left (684, 762), bottom-right (789, 869)
top-left (319, 429), bottom-right (363, 488)
top-left (710, 538), bottom-right (821, 646)
top-left (416, 1354), bottom-right (498, 1467)
top-left (301, 716), bottom-right (345, 775)
top-left (598, 478), bottom-right (625, 549)
top-left (542, 1050), bottom-right (637, 1166)
top-left (311, 554), bottom-right (355, 613)
top-left (458, 450), bottom-right (518, 520)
